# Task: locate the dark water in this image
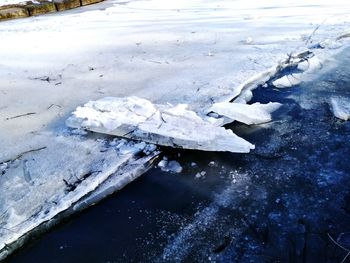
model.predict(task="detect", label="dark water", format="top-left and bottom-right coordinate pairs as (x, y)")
top-left (7, 49), bottom-right (350, 263)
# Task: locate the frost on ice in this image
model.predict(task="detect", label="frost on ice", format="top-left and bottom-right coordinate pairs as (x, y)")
top-left (330, 96), bottom-right (350, 121)
top-left (209, 102), bottom-right (282, 125)
top-left (66, 97), bottom-right (255, 153)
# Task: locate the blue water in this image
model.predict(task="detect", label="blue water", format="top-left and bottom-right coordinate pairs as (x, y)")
top-left (7, 49), bottom-right (350, 263)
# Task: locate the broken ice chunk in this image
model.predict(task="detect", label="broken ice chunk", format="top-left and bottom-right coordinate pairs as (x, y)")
top-left (158, 159), bottom-right (183, 173)
top-left (330, 96), bottom-right (350, 121)
top-left (272, 74), bottom-right (302, 88)
top-left (319, 39), bottom-right (343, 49)
top-left (209, 101), bottom-right (281, 125)
top-left (66, 97), bottom-right (254, 153)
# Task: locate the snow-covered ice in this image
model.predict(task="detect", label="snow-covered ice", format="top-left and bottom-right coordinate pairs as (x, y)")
top-left (209, 102), bottom-right (282, 125)
top-left (330, 96), bottom-right (350, 121)
top-left (1, 0), bottom-right (350, 162)
top-left (0, 134), bottom-right (158, 260)
top-left (66, 96), bottom-right (255, 153)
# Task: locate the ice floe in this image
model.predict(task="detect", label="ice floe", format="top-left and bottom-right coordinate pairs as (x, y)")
top-left (158, 159), bottom-right (183, 173)
top-left (209, 102), bottom-right (282, 125)
top-left (66, 97), bottom-right (255, 153)
top-left (330, 96), bottom-right (350, 121)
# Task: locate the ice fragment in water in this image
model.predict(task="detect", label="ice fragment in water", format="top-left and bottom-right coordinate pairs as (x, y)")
top-left (158, 159), bottom-right (183, 173)
top-left (209, 101), bottom-right (281, 125)
top-left (330, 96), bottom-right (350, 121)
top-left (66, 97), bottom-right (254, 153)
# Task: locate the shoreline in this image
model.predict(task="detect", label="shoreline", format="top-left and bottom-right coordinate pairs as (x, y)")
top-left (0, 0), bottom-right (104, 21)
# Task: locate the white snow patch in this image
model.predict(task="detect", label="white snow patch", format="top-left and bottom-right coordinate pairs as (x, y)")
top-left (330, 96), bottom-right (350, 121)
top-left (0, 0), bottom-right (49, 6)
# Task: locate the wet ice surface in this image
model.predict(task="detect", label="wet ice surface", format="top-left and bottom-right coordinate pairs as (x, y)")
top-left (8, 49), bottom-right (350, 262)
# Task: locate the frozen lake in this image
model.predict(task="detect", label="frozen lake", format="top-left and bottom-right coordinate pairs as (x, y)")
top-left (7, 47), bottom-right (350, 262)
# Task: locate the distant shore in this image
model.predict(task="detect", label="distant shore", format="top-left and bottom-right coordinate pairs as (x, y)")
top-left (0, 0), bottom-right (104, 21)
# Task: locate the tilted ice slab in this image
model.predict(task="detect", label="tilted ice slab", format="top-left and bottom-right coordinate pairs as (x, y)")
top-left (209, 102), bottom-right (282, 125)
top-left (330, 96), bottom-right (350, 121)
top-left (0, 135), bottom-right (158, 260)
top-left (66, 97), bottom-right (255, 153)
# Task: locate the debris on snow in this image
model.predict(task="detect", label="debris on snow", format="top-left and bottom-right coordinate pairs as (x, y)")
top-left (330, 96), bottom-right (350, 121)
top-left (66, 96), bottom-right (255, 153)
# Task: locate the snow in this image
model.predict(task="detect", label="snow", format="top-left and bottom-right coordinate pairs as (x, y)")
top-left (66, 96), bottom-right (255, 153)
top-left (330, 97), bottom-right (350, 121)
top-left (0, 0), bottom-right (33, 6)
top-left (209, 102), bottom-right (282, 125)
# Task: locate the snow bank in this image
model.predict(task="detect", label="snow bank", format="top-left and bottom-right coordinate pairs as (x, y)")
top-left (330, 97), bottom-right (350, 121)
top-left (66, 97), bottom-right (255, 153)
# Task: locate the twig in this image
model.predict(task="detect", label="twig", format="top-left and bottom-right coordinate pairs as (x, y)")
top-left (0, 147), bottom-right (47, 165)
top-left (305, 18), bottom-right (327, 45)
top-left (336, 33), bottom-right (350, 41)
top-left (6, 112), bottom-right (36, 120)
top-left (47, 104), bottom-right (62, 110)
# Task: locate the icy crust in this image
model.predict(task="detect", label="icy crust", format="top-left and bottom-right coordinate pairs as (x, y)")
top-left (209, 102), bottom-right (282, 126)
top-left (330, 96), bottom-right (350, 121)
top-left (0, 135), bottom-right (158, 260)
top-left (66, 97), bottom-right (255, 153)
